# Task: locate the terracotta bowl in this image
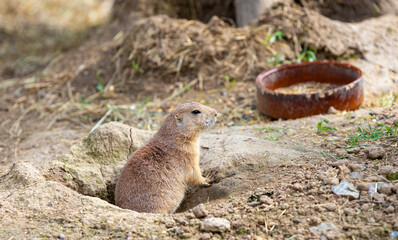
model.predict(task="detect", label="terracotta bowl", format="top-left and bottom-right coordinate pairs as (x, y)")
top-left (256, 61), bottom-right (364, 119)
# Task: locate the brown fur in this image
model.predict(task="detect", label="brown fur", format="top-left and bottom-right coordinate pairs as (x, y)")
top-left (115, 102), bottom-right (217, 213)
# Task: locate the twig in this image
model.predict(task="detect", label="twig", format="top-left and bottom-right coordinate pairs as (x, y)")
top-left (89, 108), bottom-right (112, 134)
top-left (162, 78), bottom-right (198, 103)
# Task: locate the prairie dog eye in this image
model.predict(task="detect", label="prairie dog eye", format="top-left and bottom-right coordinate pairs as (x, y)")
top-left (191, 110), bottom-right (201, 114)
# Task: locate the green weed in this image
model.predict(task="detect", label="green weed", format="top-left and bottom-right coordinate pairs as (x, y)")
top-left (346, 122), bottom-right (398, 148)
top-left (266, 30), bottom-right (284, 44)
top-left (131, 60), bottom-right (142, 74)
top-left (96, 69), bottom-right (103, 91)
top-left (268, 51), bottom-right (285, 66)
top-left (317, 120), bottom-right (337, 134)
top-left (297, 46), bottom-right (316, 62)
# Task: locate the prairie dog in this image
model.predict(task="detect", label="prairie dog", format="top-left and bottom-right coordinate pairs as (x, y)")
top-left (115, 102), bottom-right (217, 213)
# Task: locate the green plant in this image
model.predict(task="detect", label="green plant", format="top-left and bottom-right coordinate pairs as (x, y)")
top-left (230, 196), bottom-right (236, 200)
top-left (266, 132), bottom-right (281, 141)
top-left (297, 46), bottom-right (316, 62)
top-left (268, 51), bottom-right (285, 66)
top-left (346, 122), bottom-right (398, 148)
top-left (131, 60), bottom-right (142, 74)
top-left (96, 69), bottom-right (103, 91)
top-left (379, 94), bottom-right (398, 107)
top-left (317, 120), bottom-right (337, 134)
top-left (266, 30), bottom-right (284, 44)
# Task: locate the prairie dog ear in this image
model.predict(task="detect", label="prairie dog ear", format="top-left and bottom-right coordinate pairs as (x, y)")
top-left (174, 114), bottom-right (183, 124)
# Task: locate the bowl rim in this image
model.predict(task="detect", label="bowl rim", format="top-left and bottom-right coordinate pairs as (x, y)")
top-left (255, 60), bottom-right (363, 97)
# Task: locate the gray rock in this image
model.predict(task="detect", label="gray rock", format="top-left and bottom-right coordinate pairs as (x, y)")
top-left (192, 204), bottom-right (208, 218)
top-left (364, 146), bottom-right (385, 159)
top-left (58, 234), bottom-right (65, 239)
top-left (331, 180), bottom-right (360, 199)
top-left (378, 165), bottom-right (396, 176)
top-left (259, 195), bottom-right (273, 205)
top-left (202, 218), bottom-right (230, 232)
top-left (349, 172), bottom-right (366, 180)
top-left (379, 184), bottom-right (392, 195)
top-left (310, 222), bottom-right (338, 233)
top-left (346, 147), bottom-right (360, 154)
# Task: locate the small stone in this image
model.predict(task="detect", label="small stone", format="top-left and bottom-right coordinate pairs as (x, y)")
top-left (378, 166), bottom-right (395, 176)
top-left (57, 234), bottom-right (65, 239)
top-left (280, 203), bottom-right (289, 210)
top-left (392, 183), bottom-right (398, 193)
top-left (349, 172), bottom-right (366, 180)
top-left (310, 222), bottom-right (337, 233)
top-left (327, 106), bottom-right (338, 114)
top-left (199, 233), bottom-right (212, 240)
top-left (372, 193), bottom-right (385, 202)
top-left (331, 179), bottom-right (360, 199)
top-left (335, 149), bottom-right (347, 158)
top-left (292, 219), bottom-right (302, 224)
top-left (385, 205), bottom-right (395, 214)
top-left (361, 203), bottom-right (372, 211)
top-left (308, 216), bottom-right (321, 226)
top-left (247, 201), bottom-right (260, 207)
top-left (330, 159), bottom-right (348, 168)
top-left (379, 184), bottom-right (392, 195)
top-left (348, 163), bottom-right (362, 172)
top-left (202, 218), bottom-right (230, 232)
top-left (324, 203), bottom-right (337, 211)
top-left (346, 147), bottom-right (360, 154)
top-left (180, 233), bottom-right (192, 239)
top-left (364, 146), bottom-right (385, 159)
top-left (324, 177), bottom-right (339, 185)
top-left (259, 195), bottom-right (273, 205)
top-left (291, 183), bottom-right (304, 192)
top-left (338, 165), bottom-right (351, 178)
top-left (343, 208), bottom-right (355, 216)
top-left (357, 182), bottom-right (370, 191)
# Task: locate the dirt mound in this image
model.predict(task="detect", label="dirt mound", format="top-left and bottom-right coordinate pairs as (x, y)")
top-left (49, 15), bottom-right (279, 100)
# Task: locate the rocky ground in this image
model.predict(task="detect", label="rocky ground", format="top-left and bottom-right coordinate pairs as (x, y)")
top-left (1, 0), bottom-right (398, 239)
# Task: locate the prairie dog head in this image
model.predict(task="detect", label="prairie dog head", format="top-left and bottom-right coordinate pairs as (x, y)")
top-left (166, 102), bottom-right (218, 139)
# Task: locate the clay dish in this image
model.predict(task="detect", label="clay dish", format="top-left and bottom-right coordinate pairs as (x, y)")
top-left (256, 61), bottom-right (364, 119)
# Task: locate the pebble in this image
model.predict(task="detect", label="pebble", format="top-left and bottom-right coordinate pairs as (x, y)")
top-left (343, 208), bottom-right (355, 216)
top-left (192, 204), bottom-right (208, 218)
top-left (392, 184), bottom-right (398, 193)
top-left (378, 165), bottom-right (395, 176)
top-left (324, 203), bottom-right (337, 211)
top-left (361, 203), bottom-right (372, 211)
top-left (330, 159), bottom-right (348, 168)
top-left (259, 195), bottom-right (273, 205)
top-left (335, 149), bottom-right (347, 158)
top-left (379, 184), bottom-right (392, 195)
top-left (346, 147), bottom-right (360, 154)
top-left (199, 233), bottom-right (212, 240)
top-left (348, 163), bottom-right (362, 172)
top-left (291, 183), bottom-right (304, 192)
top-left (308, 216), bottom-right (321, 226)
top-left (57, 234), bottom-right (65, 239)
top-left (338, 165), bottom-right (351, 179)
top-left (385, 205), bottom-right (395, 214)
top-left (357, 182), bottom-right (370, 191)
top-left (292, 218), bottom-right (302, 224)
top-left (372, 193), bottom-right (385, 202)
top-left (324, 177), bottom-right (339, 185)
top-left (310, 222), bottom-right (337, 233)
top-left (364, 146), bottom-right (385, 159)
top-left (280, 203), bottom-right (289, 210)
top-left (349, 171), bottom-right (366, 180)
top-left (202, 218), bottom-right (230, 232)
top-left (331, 179), bottom-right (360, 199)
